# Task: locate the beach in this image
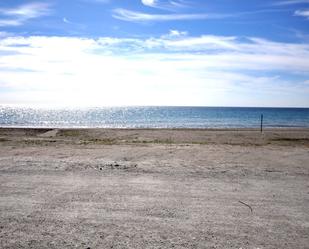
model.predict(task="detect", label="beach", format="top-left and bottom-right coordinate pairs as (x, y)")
top-left (0, 128), bottom-right (308, 248)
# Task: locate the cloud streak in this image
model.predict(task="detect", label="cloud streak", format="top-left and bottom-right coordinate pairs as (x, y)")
top-left (0, 2), bottom-right (51, 27)
top-left (141, 0), bottom-right (188, 11)
top-left (112, 8), bottom-right (288, 23)
top-left (295, 9), bottom-right (309, 19)
top-left (112, 8), bottom-right (209, 22)
top-left (274, 0), bottom-right (309, 5)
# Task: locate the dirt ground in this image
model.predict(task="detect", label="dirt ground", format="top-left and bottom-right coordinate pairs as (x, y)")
top-left (0, 128), bottom-right (308, 248)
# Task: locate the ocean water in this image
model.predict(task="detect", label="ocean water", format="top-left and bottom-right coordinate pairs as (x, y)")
top-left (0, 106), bottom-right (308, 128)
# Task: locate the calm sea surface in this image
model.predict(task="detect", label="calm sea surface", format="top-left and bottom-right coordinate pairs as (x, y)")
top-left (0, 106), bottom-right (308, 128)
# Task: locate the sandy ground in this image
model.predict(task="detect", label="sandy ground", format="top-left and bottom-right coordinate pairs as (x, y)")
top-left (0, 128), bottom-right (309, 249)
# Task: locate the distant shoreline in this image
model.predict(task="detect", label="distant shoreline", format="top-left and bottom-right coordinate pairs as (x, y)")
top-left (1, 127), bottom-right (309, 131)
top-left (1, 105), bottom-right (309, 109)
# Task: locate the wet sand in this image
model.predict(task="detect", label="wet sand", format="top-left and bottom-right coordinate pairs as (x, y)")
top-left (0, 128), bottom-right (309, 248)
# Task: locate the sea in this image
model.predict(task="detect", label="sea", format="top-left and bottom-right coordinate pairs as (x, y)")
top-left (0, 106), bottom-right (308, 129)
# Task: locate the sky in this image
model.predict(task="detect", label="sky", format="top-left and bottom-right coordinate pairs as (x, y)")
top-left (0, 0), bottom-right (309, 107)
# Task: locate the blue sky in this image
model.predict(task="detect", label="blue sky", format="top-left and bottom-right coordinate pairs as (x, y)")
top-left (0, 0), bottom-right (309, 107)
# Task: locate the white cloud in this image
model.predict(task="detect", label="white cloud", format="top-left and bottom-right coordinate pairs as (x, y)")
top-left (167, 30), bottom-right (188, 37)
top-left (141, 0), bottom-right (157, 7)
top-left (0, 2), bottom-right (51, 27)
top-left (295, 9), bottom-right (309, 19)
top-left (0, 34), bottom-right (308, 107)
top-left (112, 8), bottom-right (209, 22)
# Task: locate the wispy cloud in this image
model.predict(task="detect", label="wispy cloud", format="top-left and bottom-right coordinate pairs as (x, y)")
top-left (0, 33), bottom-right (308, 107)
top-left (274, 0), bottom-right (309, 5)
top-left (0, 19), bottom-right (21, 27)
top-left (62, 17), bottom-right (87, 31)
top-left (294, 9), bottom-right (309, 19)
top-left (63, 18), bottom-right (71, 24)
top-left (141, 0), bottom-right (188, 11)
top-left (0, 2), bottom-right (51, 27)
top-left (166, 29), bottom-right (188, 37)
top-left (113, 8), bottom-right (209, 22)
top-left (112, 8), bottom-right (287, 23)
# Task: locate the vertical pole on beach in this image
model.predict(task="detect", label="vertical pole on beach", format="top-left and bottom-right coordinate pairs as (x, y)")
top-left (260, 114), bottom-right (263, 133)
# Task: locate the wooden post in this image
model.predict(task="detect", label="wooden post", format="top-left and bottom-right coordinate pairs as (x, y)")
top-left (260, 114), bottom-right (263, 133)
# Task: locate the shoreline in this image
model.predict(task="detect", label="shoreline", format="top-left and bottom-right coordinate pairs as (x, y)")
top-left (1, 127), bottom-right (309, 146)
top-left (1, 126), bottom-right (309, 130)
